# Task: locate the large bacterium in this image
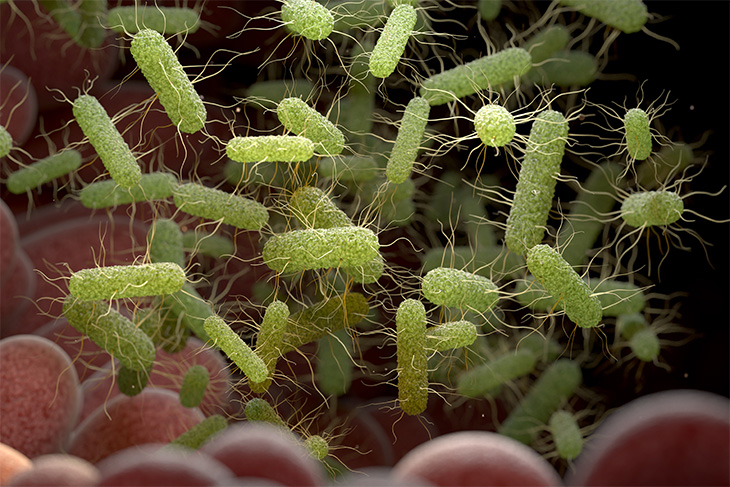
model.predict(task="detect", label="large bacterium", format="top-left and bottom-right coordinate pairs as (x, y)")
top-left (69, 263), bottom-right (186, 301)
top-left (396, 299), bottom-right (428, 415)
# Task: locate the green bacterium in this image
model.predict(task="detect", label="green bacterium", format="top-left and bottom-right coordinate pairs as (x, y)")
top-left (425, 321), bottom-right (478, 352)
top-left (549, 410), bottom-right (583, 460)
top-left (304, 435), bottom-right (329, 460)
top-left (277, 97), bottom-right (345, 156)
top-left (79, 172), bottom-right (178, 209)
top-left (624, 108), bottom-right (652, 160)
top-left (250, 300), bottom-right (289, 393)
top-left (280, 0), bottom-right (334, 41)
top-left (69, 262), bottom-right (186, 301)
top-left (558, 0), bottom-right (648, 34)
top-left (289, 186), bottom-right (352, 229)
top-left (473, 104), bottom-right (516, 148)
top-left (147, 218), bottom-right (185, 268)
top-left (0, 125), bottom-right (12, 158)
top-left (117, 365), bottom-right (150, 397)
top-left (179, 364), bottom-right (210, 408)
top-left (226, 135), bottom-right (314, 164)
top-left (386, 96), bottom-right (430, 184)
top-left (107, 6), bottom-right (200, 34)
top-left (504, 110), bottom-right (569, 255)
top-left (169, 415), bottom-right (228, 450)
top-left (7, 150), bottom-right (82, 194)
top-left (173, 183), bottom-right (269, 231)
top-left (396, 299), bottom-right (428, 415)
top-left (457, 349), bottom-right (537, 398)
top-left (526, 244), bottom-right (602, 328)
top-left (422, 267), bottom-right (499, 313)
top-left (620, 190), bottom-right (683, 227)
top-left (130, 29), bottom-right (206, 134)
top-left (73, 94), bottom-right (141, 189)
top-left (203, 315), bottom-right (268, 383)
top-left (369, 4), bottom-right (417, 79)
top-left (316, 329), bottom-right (354, 397)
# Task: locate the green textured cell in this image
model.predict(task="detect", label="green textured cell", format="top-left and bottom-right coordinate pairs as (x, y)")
top-left (629, 327), bottom-right (660, 362)
top-left (457, 349), bottom-right (537, 397)
top-left (173, 183), bottom-right (269, 231)
top-left (130, 29), bottom-right (206, 133)
top-left (425, 321), bottom-right (477, 352)
top-left (277, 97), bottom-right (345, 156)
top-left (396, 299), bottom-right (428, 415)
top-left (62, 296), bottom-right (156, 371)
top-left (165, 283), bottom-right (213, 342)
top-left (504, 110), bottom-right (568, 255)
top-left (107, 6), bottom-right (200, 34)
top-left (318, 156), bottom-right (379, 182)
top-left (549, 411), bottom-right (583, 460)
top-left (169, 415), bottom-right (228, 450)
top-left (79, 172), bottom-right (178, 209)
top-left (316, 328), bottom-right (353, 397)
top-left (69, 262), bottom-right (186, 301)
top-left (281, 293), bottom-right (369, 355)
top-left (7, 150), bottom-right (82, 194)
top-left (182, 231), bottom-right (234, 259)
top-left (290, 186), bottom-right (352, 229)
top-left (179, 364), bottom-right (209, 408)
top-left (386, 96), bottom-right (430, 184)
top-left (250, 300), bottom-right (290, 393)
top-left (624, 108), bottom-right (652, 160)
top-left (148, 218), bottom-right (185, 268)
top-left (474, 105), bottom-right (515, 147)
top-left (117, 365), bottom-right (150, 397)
top-left (422, 267), bottom-right (499, 312)
top-left (0, 125), bottom-right (11, 158)
top-left (558, 161), bottom-right (621, 266)
top-left (499, 359), bottom-right (582, 444)
top-left (305, 435), bottom-right (329, 460)
top-left (420, 48), bottom-right (532, 106)
top-left (369, 4), bottom-right (417, 78)
top-left (203, 315), bottom-right (267, 383)
top-left (522, 25), bottom-right (570, 65)
top-left (421, 245), bottom-right (525, 280)
top-left (262, 226), bottom-right (380, 273)
top-left (73, 94), bottom-right (141, 189)
top-left (558, 0), bottom-right (647, 34)
top-left (339, 40), bottom-right (376, 145)
top-left (281, 0), bottom-right (334, 40)
top-left (244, 398), bottom-right (288, 429)
top-left (226, 135), bottom-right (314, 163)
top-left (620, 190), bottom-right (683, 227)
top-left (526, 245), bottom-right (602, 328)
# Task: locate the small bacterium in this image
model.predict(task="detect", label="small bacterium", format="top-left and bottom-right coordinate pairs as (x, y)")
top-left (618, 313), bottom-right (659, 362)
top-left (620, 190), bottom-right (684, 227)
top-left (277, 97), bottom-right (345, 156)
top-left (304, 435), bottom-right (329, 460)
top-left (226, 135), bottom-right (314, 164)
top-left (473, 104), bottom-right (516, 148)
top-left (173, 183), bottom-right (269, 231)
top-left (457, 349), bottom-right (537, 398)
top-left (624, 108), bottom-right (652, 161)
top-left (203, 315), bottom-right (268, 383)
top-left (280, 0), bottom-right (334, 41)
top-left (69, 262), bottom-right (186, 301)
top-left (107, 6), bottom-right (200, 34)
top-left (79, 172), bottom-right (178, 209)
top-left (396, 299), bottom-right (428, 416)
top-left (76, 0), bottom-right (107, 48)
top-left (549, 410), bottom-right (583, 460)
top-left (478, 0), bottom-right (502, 20)
top-left (369, 4), bottom-right (417, 79)
top-left (522, 25), bottom-right (570, 65)
top-left (386, 96), bottom-right (430, 184)
top-left (7, 150), bottom-right (82, 194)
top-left (422, 267), bottom-right (499, 313)
top-left (73, 94), bottom-right (141, 189)
top-left (130, 29), bottom-right (207, 134)
top-left (425, 321), bottom-right (478, 352)
top-left (179, 364), bottom-right (210, 408)
top-left (169, 414), bottom-right (228, 450)
top-left (166, 284), bottom-right (214, 343)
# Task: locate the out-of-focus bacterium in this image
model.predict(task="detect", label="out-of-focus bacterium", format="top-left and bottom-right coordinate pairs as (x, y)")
top-left (620, 190), bottom-right (683, 227)
top-left (246, 79), bottom-right (315, 109)
top-left (136, 305), bottom-right (189, 354)
top-left (226, 135), bottom-right (314, 164)
top-left (499, 359), bottom-right (582, 444)
top-left (39, 0), bottom-right (81, 40)
top-left (526, 245), bottom-right (602, 328)
top-left (173, 183), bottom-right (269, 231)
top-left (250, 300), bottom-right (290, 393)
top-left (504, 110), bottom-right (569, 255)
top-left (478, 0), bottom-right (502, 20)
top-left (538, 50), bottom-right (598, 88)
top-left (617, 312), bottom-right (647, 340)
top-left (262, 226), bottom-right (380, 273)
top-left (457, 349), bottom-right (537, 398)
top-left (280, 0), bottom-right (334, 41)
top-left (396, 299), bottom-right (428, 415)
top-left (76, 0), bottom-right (107, 48)
top-left (618, 313), bottom-right (659, 362)
top-left (69, 262), bottom-right (186, 301)
top-left (420, 47), bottom-right (532, 106)
top-left (549, 410), bottom-right (583, 460)
top-left (167, 284), bottom-right (213, 342)
top-left (244, 398), bottom-right (288, 430)
top-left (637, 142), bottom-right (694, 190)
top-left (277, 97), bottom-right (345, 156)
top-left (369, 4), bottom-right (417, 79)
top-left (387, 0), bottom-right (418, 6)
top-left (117, 365), bottom-right (150, 397)
top-left (62, 296), bottom-right (156, 371)
top-left (558, 0), bottom-right (648, 34)
top-left (318, 155), bottom-right (378, 182)
top-left (422, 267), bottom-right (499, 313)
top-left (148, 218), bottom-right (185, 268)
top-left (7, 150), bottom-right (82, 194)
top-left (179, 364), bottom-right (210, 408)
top-left (182, 231), bottom-right (234, 259)
top-left (73, 94), bottom-right (141, 189)
top-left (522, 25), bottom-right (570, 65)
top-left (386, 96), bottom-right (430, 184)
top-left (130, 29), bottom-right (206, 134)
top-left (169, 414), bottom-right (227, 450)
top-left (474, 105), bottom-right (515, 148)
top-left (79, 172), bottom-right (178, 209)
top-left (107, 6), bottom-right (200, 34)
top-left (316, 329), bottom-right (353, 397)
top-left (203, 315), bottom-right (268, 383)
top-left (289, 186), bottom-right (352, 229)
top-left (425, 321), bottom-right (478, 352)
top-left (0, 125), bottom-right (12, 158)
top-left (305, 435), bottom-right (329, 460)
top-left (624, 108), bottom-right (652, 161)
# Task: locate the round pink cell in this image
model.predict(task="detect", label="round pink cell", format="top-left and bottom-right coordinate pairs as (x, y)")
top-left (392, 431), bottom-right (564, 486)
top-left (0, 335), bottom-right (81, 458)
top-left (0, 64), bottom-right (38, 147)
top-left (201, 423), bottom-right (326, 487)
top-left (7, 454), bottom-right (99, 486)
top-left (67, 389), bottom-right (205, 464)
top-left (96, 444), bottom-right (233, 486)
top-left (566, 389), bottom-right (730, 486)
top-left (0, 199), bottom-right (19, 285)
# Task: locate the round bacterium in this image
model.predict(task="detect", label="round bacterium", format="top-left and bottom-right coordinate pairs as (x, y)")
top-left (280, 0), bottom-right (334, 41)
top-left (473, 104), bottom-right (515, 148)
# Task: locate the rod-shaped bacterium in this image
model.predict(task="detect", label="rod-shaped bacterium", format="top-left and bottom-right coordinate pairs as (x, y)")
top-left (179, 364), bottom-right (210, 408)
top-left (7, 150), bottom-right (82, 194)
top-left (386, 96), bottom-right (430, 184)
top-left (422, 267), bottom-right (499, 312)
top-left (69, 262), bottom-right (186, 301)
top-left (396, 299), bottom-right (428, 415)
top-left (558, 0), bottom-right (647, 34)
top-left (457, 349), bottom-right (537, 397)
top-left (280, 0), bottom-right (334, 40)
top-left (226, 135), bottom-right (314, 163)
top-left (624, 108), bottom-right (652, 160)
top-left (107, 6), bottom-right (200, 34)
top-left (277, 97), bottom-right (345, 156)
top-left (369, 4), bottom-right (417, 78)
top-left (79, 172), bottom-right (178, 209)
top-left (250, 300), bottom-right (289, 393)
top-left (425, 321), bottom-right (478, 351)
top-left (620, 190), bottom-right (683, 227)
top-left (203, 315), bottom-right (268, 383)
top-left (173, 183), bottom-right (269, 231)
top-left (549, 410), bottom-right (583, 460)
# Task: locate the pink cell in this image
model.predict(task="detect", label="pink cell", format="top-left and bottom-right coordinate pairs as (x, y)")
top-left (0, 249), bottom-right (36, 337)
top-left (68, 389), bottom-right (204, 464)
top-left (0, 442), bottom-right (32, 485)
top-left (392, 431), bottom-right (564, 486)
top-left (0, 335), bottom-right (81, 458)
top-left (0, 64), bottom-right (38, 147)
top-left (7, 454), bottom-right (99, 487)
top-left (0, 196), bottom-right (19, 284)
